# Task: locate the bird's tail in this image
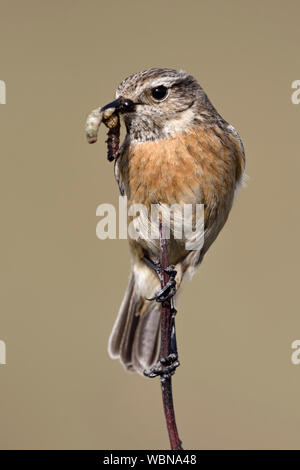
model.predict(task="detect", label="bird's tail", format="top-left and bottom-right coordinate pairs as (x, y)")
top-left (108, 264), bottom-right (163, 375)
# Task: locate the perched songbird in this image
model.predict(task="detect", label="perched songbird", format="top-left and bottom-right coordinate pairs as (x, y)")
top-left (94, 68), bottom-right (246, 375)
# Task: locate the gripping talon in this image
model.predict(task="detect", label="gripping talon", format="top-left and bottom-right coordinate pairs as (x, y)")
top-left (146, 263), bottom-right (177, 303)
top-left (164, 265), bottom-right (177, 277)
top-left (146, 279), bottom-right (176, 303)
top-left (144, 353), bottom-right (180, 379)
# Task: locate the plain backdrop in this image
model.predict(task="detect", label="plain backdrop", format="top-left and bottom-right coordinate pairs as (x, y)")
top-left (0, 0), bottom-right (300, 449)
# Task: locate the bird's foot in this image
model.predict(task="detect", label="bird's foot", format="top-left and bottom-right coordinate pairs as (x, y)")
top-left (142, 256), bottom-right (177, 278)
top-left (146, 263), bottom-right (177, 303)
top-left (143, 353), bottom-right (180, 380)
top-left (146, 279), bottom-right (176, 303)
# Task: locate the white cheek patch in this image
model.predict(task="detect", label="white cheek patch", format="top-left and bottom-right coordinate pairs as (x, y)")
top-left (162, 108), bottom-right (195, 137)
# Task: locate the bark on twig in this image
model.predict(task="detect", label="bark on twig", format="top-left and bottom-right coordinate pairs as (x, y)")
top-left (158, 221), bottom-right (183, 450)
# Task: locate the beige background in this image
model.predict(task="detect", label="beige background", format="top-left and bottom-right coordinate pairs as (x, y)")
top-left (0, 0), bottom-right (299, 450)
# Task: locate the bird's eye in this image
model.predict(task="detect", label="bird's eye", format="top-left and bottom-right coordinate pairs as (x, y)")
top-left (151, 85), bottom-right (168, 101)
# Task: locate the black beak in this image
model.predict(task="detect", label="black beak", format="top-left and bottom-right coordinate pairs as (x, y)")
top-left (100, 96), bottom-right (135, 114)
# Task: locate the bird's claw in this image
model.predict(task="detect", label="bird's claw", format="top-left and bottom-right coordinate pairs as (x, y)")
top-left (146, 264), bottom-right (177, 303)
top-left (146, 279), bottom-right (177, 303)
top-left (143, 353), bottom-right (180, 380)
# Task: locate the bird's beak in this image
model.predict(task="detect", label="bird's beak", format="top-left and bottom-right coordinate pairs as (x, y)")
top-left (85, 97), bottom-right (136, 144)
top-left (100, 96), bottom-right (135, 114)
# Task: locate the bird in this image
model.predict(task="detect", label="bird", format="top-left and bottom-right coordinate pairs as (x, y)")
top-left (91, 68), bottom-right (246, 375)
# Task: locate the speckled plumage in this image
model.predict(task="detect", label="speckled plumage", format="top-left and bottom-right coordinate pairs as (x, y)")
top-left (107, 68), bottom-right (246, 374)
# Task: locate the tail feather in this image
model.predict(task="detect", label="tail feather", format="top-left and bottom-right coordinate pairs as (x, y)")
top-left (108, 273), bottom-right (135, 359)
top-left (108, 267), bottom-right (162, 374)
top-left (131, 303), bottom-right (161, 372)
top-left (119, 294), bottom-right (141, 367)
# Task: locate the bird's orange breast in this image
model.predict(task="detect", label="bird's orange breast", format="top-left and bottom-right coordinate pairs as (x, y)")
top-left (128, 134), bottom-right (201, 207)
top-left (122, 126), bottom-right (242, 213)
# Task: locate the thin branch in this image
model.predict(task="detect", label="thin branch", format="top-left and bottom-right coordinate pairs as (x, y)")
top-left (158, 220), bottom-right (183, 450)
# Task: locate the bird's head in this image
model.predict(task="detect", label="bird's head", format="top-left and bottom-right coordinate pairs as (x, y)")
top-left (102, 68), bottom-right (217, 142)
